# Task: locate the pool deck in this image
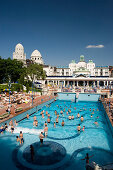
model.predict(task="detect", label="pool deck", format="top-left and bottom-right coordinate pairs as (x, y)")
top-left (101, 98), bottom-right (113, 127)
top-left (0, 95), bottom-right (55, 124)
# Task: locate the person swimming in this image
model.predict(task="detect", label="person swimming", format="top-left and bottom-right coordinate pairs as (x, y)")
top-left (71, 115), bottom-right (74, 120)
top-left (61, 120), bottom-right (65, 126)
top-left (77, 124), bottom-right (81, 132)
top-left (68, 115), bottom-right (71, 120)
top-left (77, 113), bottom-right (80, 118)
top-left (80, 116), bottom-right (84, 122)
top-left (82, 126), bottom-right (85, 131)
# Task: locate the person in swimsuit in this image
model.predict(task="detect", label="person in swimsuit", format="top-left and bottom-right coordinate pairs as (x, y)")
top-left (11, 124), bottom-right (14, 133)
top-left (16, 136), bottom-right (20, 143)
top-left (81, 153), bottom-right (94, 164)
top-left (44, 121), bottom-right (47, 127)
top-left (19, 131), bottom-right (24, 144)
top-left (44, 125), bottom-right (48, 137)
top-left (35, 120), bottom-right (38, 126)
top-left (71, 115), bottom-right (74, 120)
top-left (14, 120), bottom-right (18, 126)
top-left (47, 117), bottom-right (50, 123)
top-left (26, 113), bottom-right (29, 119)
top-left (56, 117), bottom-right (59, 123)
top-left (82, 126), bottom-right (85, 131)
top-left (77, 124), bottom-right (81, 132)
top-left (68, 115), bottom-right (71, 120)
top-left (54, 122), bottom-right (56, 127)
top-left (80, 116), bottom-right (84, 122)
top-left (0, 125), bottom-right (4, 134)
top-left (4, 123), bottom-right (8, 130)
top-left (61, 120), bottom-right (65, 126)
top-left (39, 132), bottom-right (44, 145)
top-left (77, 113), bottom-right (80, 118)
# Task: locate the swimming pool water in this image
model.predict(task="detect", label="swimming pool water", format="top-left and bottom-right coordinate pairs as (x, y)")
top-left (0, 100), bottom-right (113, 170)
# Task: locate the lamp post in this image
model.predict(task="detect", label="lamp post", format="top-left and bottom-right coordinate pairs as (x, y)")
top-left (8, 76), bottom-right (11, 105)
top-left (32, 82), bottom-right (33, 106)
top-left (109, 81), bottom-right (111, 113)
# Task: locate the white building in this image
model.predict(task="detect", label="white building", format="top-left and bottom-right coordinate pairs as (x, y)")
top-left (13, 43), bottom-right (26, 64)
top-left (31, 50), bottom-right (44, 65)
top-left (13, 43), bottom-right (110, 79)
top-left (94, 66), bottom-right (109, 77)
top-left (44, 55), bottom-right (96, 77)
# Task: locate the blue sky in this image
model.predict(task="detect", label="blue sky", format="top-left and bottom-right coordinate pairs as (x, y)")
top-left (0, 0), bottom-right (113, 66)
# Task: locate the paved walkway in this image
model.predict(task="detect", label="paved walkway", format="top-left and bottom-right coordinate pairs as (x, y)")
top-left (0, 95), bottom-right (55, 124)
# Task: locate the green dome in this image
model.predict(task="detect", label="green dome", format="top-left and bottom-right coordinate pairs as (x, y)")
top-left (80, 55), bottom-right (84, 62)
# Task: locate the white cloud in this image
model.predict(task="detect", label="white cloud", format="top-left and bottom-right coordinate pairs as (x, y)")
top-left (86, 45), bottom-right (104, 48)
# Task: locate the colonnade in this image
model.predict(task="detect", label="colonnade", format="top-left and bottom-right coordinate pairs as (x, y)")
top-left (45, 80), bottom-right (113, 88)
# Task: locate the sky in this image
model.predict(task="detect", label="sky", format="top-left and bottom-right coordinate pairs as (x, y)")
top-left (0, 0), bottom-right (113, 66)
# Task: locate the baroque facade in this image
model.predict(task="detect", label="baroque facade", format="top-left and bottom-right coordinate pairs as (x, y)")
top-left (13, 43), bottom-right (110, 79)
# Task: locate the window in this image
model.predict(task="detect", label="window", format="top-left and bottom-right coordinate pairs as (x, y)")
top-left (35, 58), bottom-right (36, 60)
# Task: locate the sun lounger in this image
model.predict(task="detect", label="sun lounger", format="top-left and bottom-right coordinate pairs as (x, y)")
top-left (0, 112), bottom-right (9, 120)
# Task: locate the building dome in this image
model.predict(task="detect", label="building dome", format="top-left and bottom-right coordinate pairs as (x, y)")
top-left (31, 49), bottom-right (44, 64)
top-left (31, 50), bottom-right (42, 57)
top-left (15, 43), bottom-right (24, 49)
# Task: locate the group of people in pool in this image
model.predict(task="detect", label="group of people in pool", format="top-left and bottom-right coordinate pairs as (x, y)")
top-left (0, 102), bottom-right (100, 147)
top-left (0, 119), bottom-right (18, 134)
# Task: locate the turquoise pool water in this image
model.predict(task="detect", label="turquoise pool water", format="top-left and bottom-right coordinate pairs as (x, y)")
top-left (0, 100), bottom-right (113, 170)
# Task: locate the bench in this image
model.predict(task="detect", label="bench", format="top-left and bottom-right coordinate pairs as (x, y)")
top-left (15, 107), bottom-right (23, 113)
top-left (0, 113), bottom-right (9, 120)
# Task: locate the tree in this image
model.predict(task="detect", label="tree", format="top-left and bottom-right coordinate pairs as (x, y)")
top-left (0, 57), bottom-right (24, 83)
top-left (26, 63), bottom-right (46, 83)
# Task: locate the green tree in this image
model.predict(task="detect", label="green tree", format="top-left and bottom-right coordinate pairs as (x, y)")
top-left (26, 63), bottom-right (46, 83)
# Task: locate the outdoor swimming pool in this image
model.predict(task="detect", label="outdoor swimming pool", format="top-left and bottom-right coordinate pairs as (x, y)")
top-left (0, 99), bottom-right (113, 170)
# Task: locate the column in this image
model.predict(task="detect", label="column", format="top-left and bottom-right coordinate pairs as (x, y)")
top-left (76, 81), bottom-right (78, 87)
top-left (64, 81), bottom-right (65, 87)
top-left (83, 81), bottom-right (85, 87)
top-left (93, 81), bottom-right (95, 87)
top-left (97, 81), bottom-right (99, 87)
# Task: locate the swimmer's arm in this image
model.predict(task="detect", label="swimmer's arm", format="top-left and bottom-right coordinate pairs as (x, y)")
top-left (89, 155), bottom-right (94, 158)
